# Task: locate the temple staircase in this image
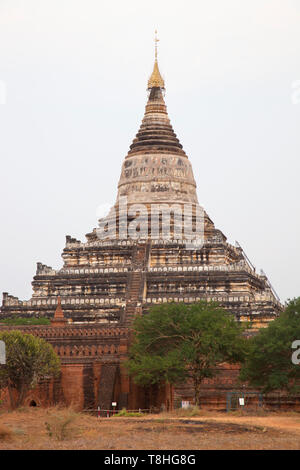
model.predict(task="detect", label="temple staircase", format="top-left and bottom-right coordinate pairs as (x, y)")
top-left (123, 242), bottom-right (151, 325)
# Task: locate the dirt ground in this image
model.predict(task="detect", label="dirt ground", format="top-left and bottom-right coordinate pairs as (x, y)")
top-left (1, 407), bottom-right (300, 450)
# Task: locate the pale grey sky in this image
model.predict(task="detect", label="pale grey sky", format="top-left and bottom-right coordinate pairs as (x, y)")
top-left (0, 0), bottom-right (299, 303)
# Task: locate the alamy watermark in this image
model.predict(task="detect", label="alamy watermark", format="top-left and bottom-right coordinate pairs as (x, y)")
top-left (291, 340), bottom-right (300, 365)
top-left (0, 340), bottom-right (5, 364)
top-left (96, 196), bottom-right (205, 250)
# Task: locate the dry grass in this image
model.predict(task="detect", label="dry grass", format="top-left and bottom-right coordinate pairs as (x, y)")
top-left (169, 405), bottom-right (201, 417)
top-left (44, 408), bottom-right (79, 441)
top-left (0, 407), bottom-right (300, 449)
top-left (0, 424), bottom-right (12, 441)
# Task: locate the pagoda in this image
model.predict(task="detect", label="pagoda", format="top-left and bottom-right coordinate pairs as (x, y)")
top-left (0, 34), bottom-right (283, 410)
top-left (1, 34), bottom-right (281, 328)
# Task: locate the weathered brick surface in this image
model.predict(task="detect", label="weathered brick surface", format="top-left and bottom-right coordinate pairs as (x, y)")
top-left (60, 363), bottom-right (85, 409)
top-left (98, 364), bottom-right (118, 411)
top-left (0, 59), bottom-right (285, 411)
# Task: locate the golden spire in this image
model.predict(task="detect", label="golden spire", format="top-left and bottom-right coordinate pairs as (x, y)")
top-left (147, 30), bottom-right (165, 89)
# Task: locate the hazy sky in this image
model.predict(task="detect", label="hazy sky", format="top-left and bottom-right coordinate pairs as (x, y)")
top-left (0, 0), bottom-right (299, 303)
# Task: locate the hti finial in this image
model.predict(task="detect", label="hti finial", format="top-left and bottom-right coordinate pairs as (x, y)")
top-left (155, 29), bottom-right (159, 61)
top-left (148, 30), bottom-right (165, 89)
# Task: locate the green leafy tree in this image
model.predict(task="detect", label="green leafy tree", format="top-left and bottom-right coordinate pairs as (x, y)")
top-left (126, 302), bottom-right (247, 405)
top-left (240, 297), bottom-right (300, 394)
top-left (0, 317), bottom-right (50, 326)
top-left (0, 330), bottom-right (60, 408)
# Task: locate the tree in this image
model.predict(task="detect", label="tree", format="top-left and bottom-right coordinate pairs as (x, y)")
top-left (125, 302), bottom-right (247, 405)
top-left (0, 330), bottom-right (60, 408)
top-left (240, 297), bottom-right (300, 394)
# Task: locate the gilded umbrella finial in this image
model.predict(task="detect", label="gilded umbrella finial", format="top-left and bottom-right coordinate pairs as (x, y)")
top-left (148, 30), bottom-right (165, 89)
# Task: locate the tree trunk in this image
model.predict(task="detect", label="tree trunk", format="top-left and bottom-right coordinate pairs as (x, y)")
top-left (16, 384), bottom-right (28, 408)
top-left (144, 386), bottom-right (150, 410)
top-left (193, 378), bottom-right (202, 407)
top-left (7, 384), bottom-right (16, 410)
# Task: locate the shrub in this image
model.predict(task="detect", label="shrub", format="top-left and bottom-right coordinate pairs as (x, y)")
top-left (0, 317), bottom-right (50, 326)
top-left (112, 408), bottom-right (143, 418)
top-left (45, 410), bottom-right (78, 440)
top-left (174, 405), bottom-right (201, 417)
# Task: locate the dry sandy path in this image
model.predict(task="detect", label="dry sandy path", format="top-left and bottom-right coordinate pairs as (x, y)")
top-left (125, 412), bottom-right (300, 434)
